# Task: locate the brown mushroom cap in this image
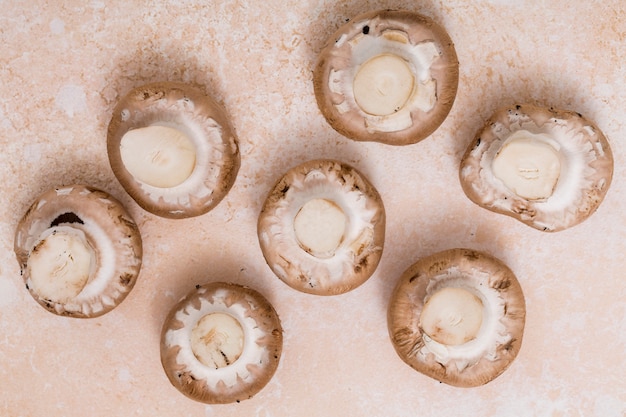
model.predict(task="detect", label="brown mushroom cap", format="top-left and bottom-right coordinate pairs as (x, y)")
top-left (160, 282), bottom-right (283, 404)
top-left (388, 249), bottom-right (526, 387)
top-left (257, 159), bottom-right (385, 295)
top-left (313, 9), bottom-right (459, 145)
top-left (14, 185), bottom-right (142, 318)
top-left (107, 82), bottom-right (240, 219)
top-left (459, 104), bottom-right (614, 232)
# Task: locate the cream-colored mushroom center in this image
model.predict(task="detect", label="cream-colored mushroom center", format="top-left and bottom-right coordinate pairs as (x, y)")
top-left (420, 287), bottom-right (484, 346)
top-left (191, 312), bottom-right (245, 369)
top-left (120, 125), bottom-right (196, 188)
top-left (353, 53), bottom-right (415, 116)
top-left (293, 198), bottom-right (347, 257)
top-left (27, 230), bottom-right (95, 303)
top-left (492, 131), bottom-right (561, 200)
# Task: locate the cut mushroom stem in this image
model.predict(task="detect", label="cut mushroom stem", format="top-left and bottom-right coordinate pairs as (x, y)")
top-left (293, 198), bottom-right (347, 258)
top-left (353, 53), bottom-right (415, 116)
top-left (491, 130), bottom-right (561, 200)
top-left (27, 227), bottom-right (95, 303)
top-left (120, 124), bottom-right (197, 188)
top-left (191, 312), bottom-right (244, 369)
top-left (420, 287), bottom-right (484, 346)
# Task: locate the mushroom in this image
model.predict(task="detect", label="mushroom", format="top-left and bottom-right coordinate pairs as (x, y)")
top-left (160, 282), bottom-right (283, 404)
top-left (107, 82), bottom-right (240, 219)
top-left (14, 185), bottom-right (142, 318)
top-left (313, 9), bottom-right (459, 145)
top-left (459, 104), bottom-right (614, 232)
top-left (257, 160), bottom-right (385, 295)
top-left (387, 249), bottom-right (525, 387)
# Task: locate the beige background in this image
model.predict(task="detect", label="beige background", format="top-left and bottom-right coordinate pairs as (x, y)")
top-left (1, 1), bottom-right (625, 416)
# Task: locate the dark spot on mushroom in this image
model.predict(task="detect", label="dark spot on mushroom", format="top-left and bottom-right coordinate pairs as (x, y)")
top-left (281, 185), bottom-right (290, 194)
top-left (220, 350), bottom-right (230, 366)
top-left (463, 250), bottom-right (479, 260)
top-left (493, 278), bottom-right (511, 290)
top-left (475, 137), bottom-right (481, 148)
top-left (409, 273), bottom-right (421, 283)
top-left (50, 212), bottom-right (84, 227)
top-left (502, 338), bottom-right (516, 352)
top-left (195, 284), bottom-right (201, 289)
top-left (25, 283), bottom-right (29, 290)
top-left (515, 104), bottom-right (521, 110)
top-left (119, 273), bottom-right (133, 286)
top-left (354, 256), bottom-right (368, 273)
top-left (428, 261), bottom-right (447, 274)
top-left (362, 25), bottom-right (370, 34)
top-left (503, 302), bottom-right (508, 315)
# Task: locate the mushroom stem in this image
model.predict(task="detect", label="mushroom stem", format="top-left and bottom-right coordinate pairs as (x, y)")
top-left (191, 313), bottom-right (245, 369)
top-left (353, 53), bottom-right (415, 116)
top-left (27, 227), bottom-right (95, 303)
top-left (491, 130), bottom-right (561, 200)
top-left (293, 198), bottom-right (347, 258)
top-left (420, 287), bottom-right (484, 346)
top-left (120, 124), bottom-right (197, 188)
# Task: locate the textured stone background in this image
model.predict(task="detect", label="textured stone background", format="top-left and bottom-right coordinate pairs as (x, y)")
top-left (1, 1), bottom-right (624, 416)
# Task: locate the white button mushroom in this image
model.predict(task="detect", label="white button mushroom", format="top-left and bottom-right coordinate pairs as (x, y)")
top-left (107, 82), bottom-right (240, 219)
top-left (257, 160), bottom-right (386, 295)
top-left (313, 10), bottom-right (459, 145)
top-left (387, 249), bottom-right (526, 387)
top-left (14, 185), bottom-right (143, 318)
top-left (160, 282), bottom-right (283, 404)
top-left (459, 104), bottom-right (614, 232)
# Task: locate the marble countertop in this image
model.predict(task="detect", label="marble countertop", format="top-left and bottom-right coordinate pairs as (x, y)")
top-left (1, 1), bottom-right (625, 416)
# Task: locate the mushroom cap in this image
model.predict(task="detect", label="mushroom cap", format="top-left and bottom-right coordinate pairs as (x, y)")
top-left (459, 104), bottom-right (614, 232)
top-left (387, 248), bottom-right (526, 387)
top-left (160, 282), bottom-right (283, 404)
top-left (14, 184), bottom-right (143, 318)
top-left (313, 9), bottom-right (459, 145)
top-left (107, 82), bottom-right (240, 219)
top-left (258, 159), bottom-right (385, 295)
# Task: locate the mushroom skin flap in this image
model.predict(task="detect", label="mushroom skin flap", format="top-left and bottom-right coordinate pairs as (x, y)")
top-left (388, 249), bottom-right (526, 387)
top-left (14, 185), bottom-right (143, 318)
top-left (160, 282), bottom-right (283, 404)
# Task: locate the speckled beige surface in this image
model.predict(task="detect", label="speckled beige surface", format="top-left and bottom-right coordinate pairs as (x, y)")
top-left (1, 1), bottom-right (625, 416)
